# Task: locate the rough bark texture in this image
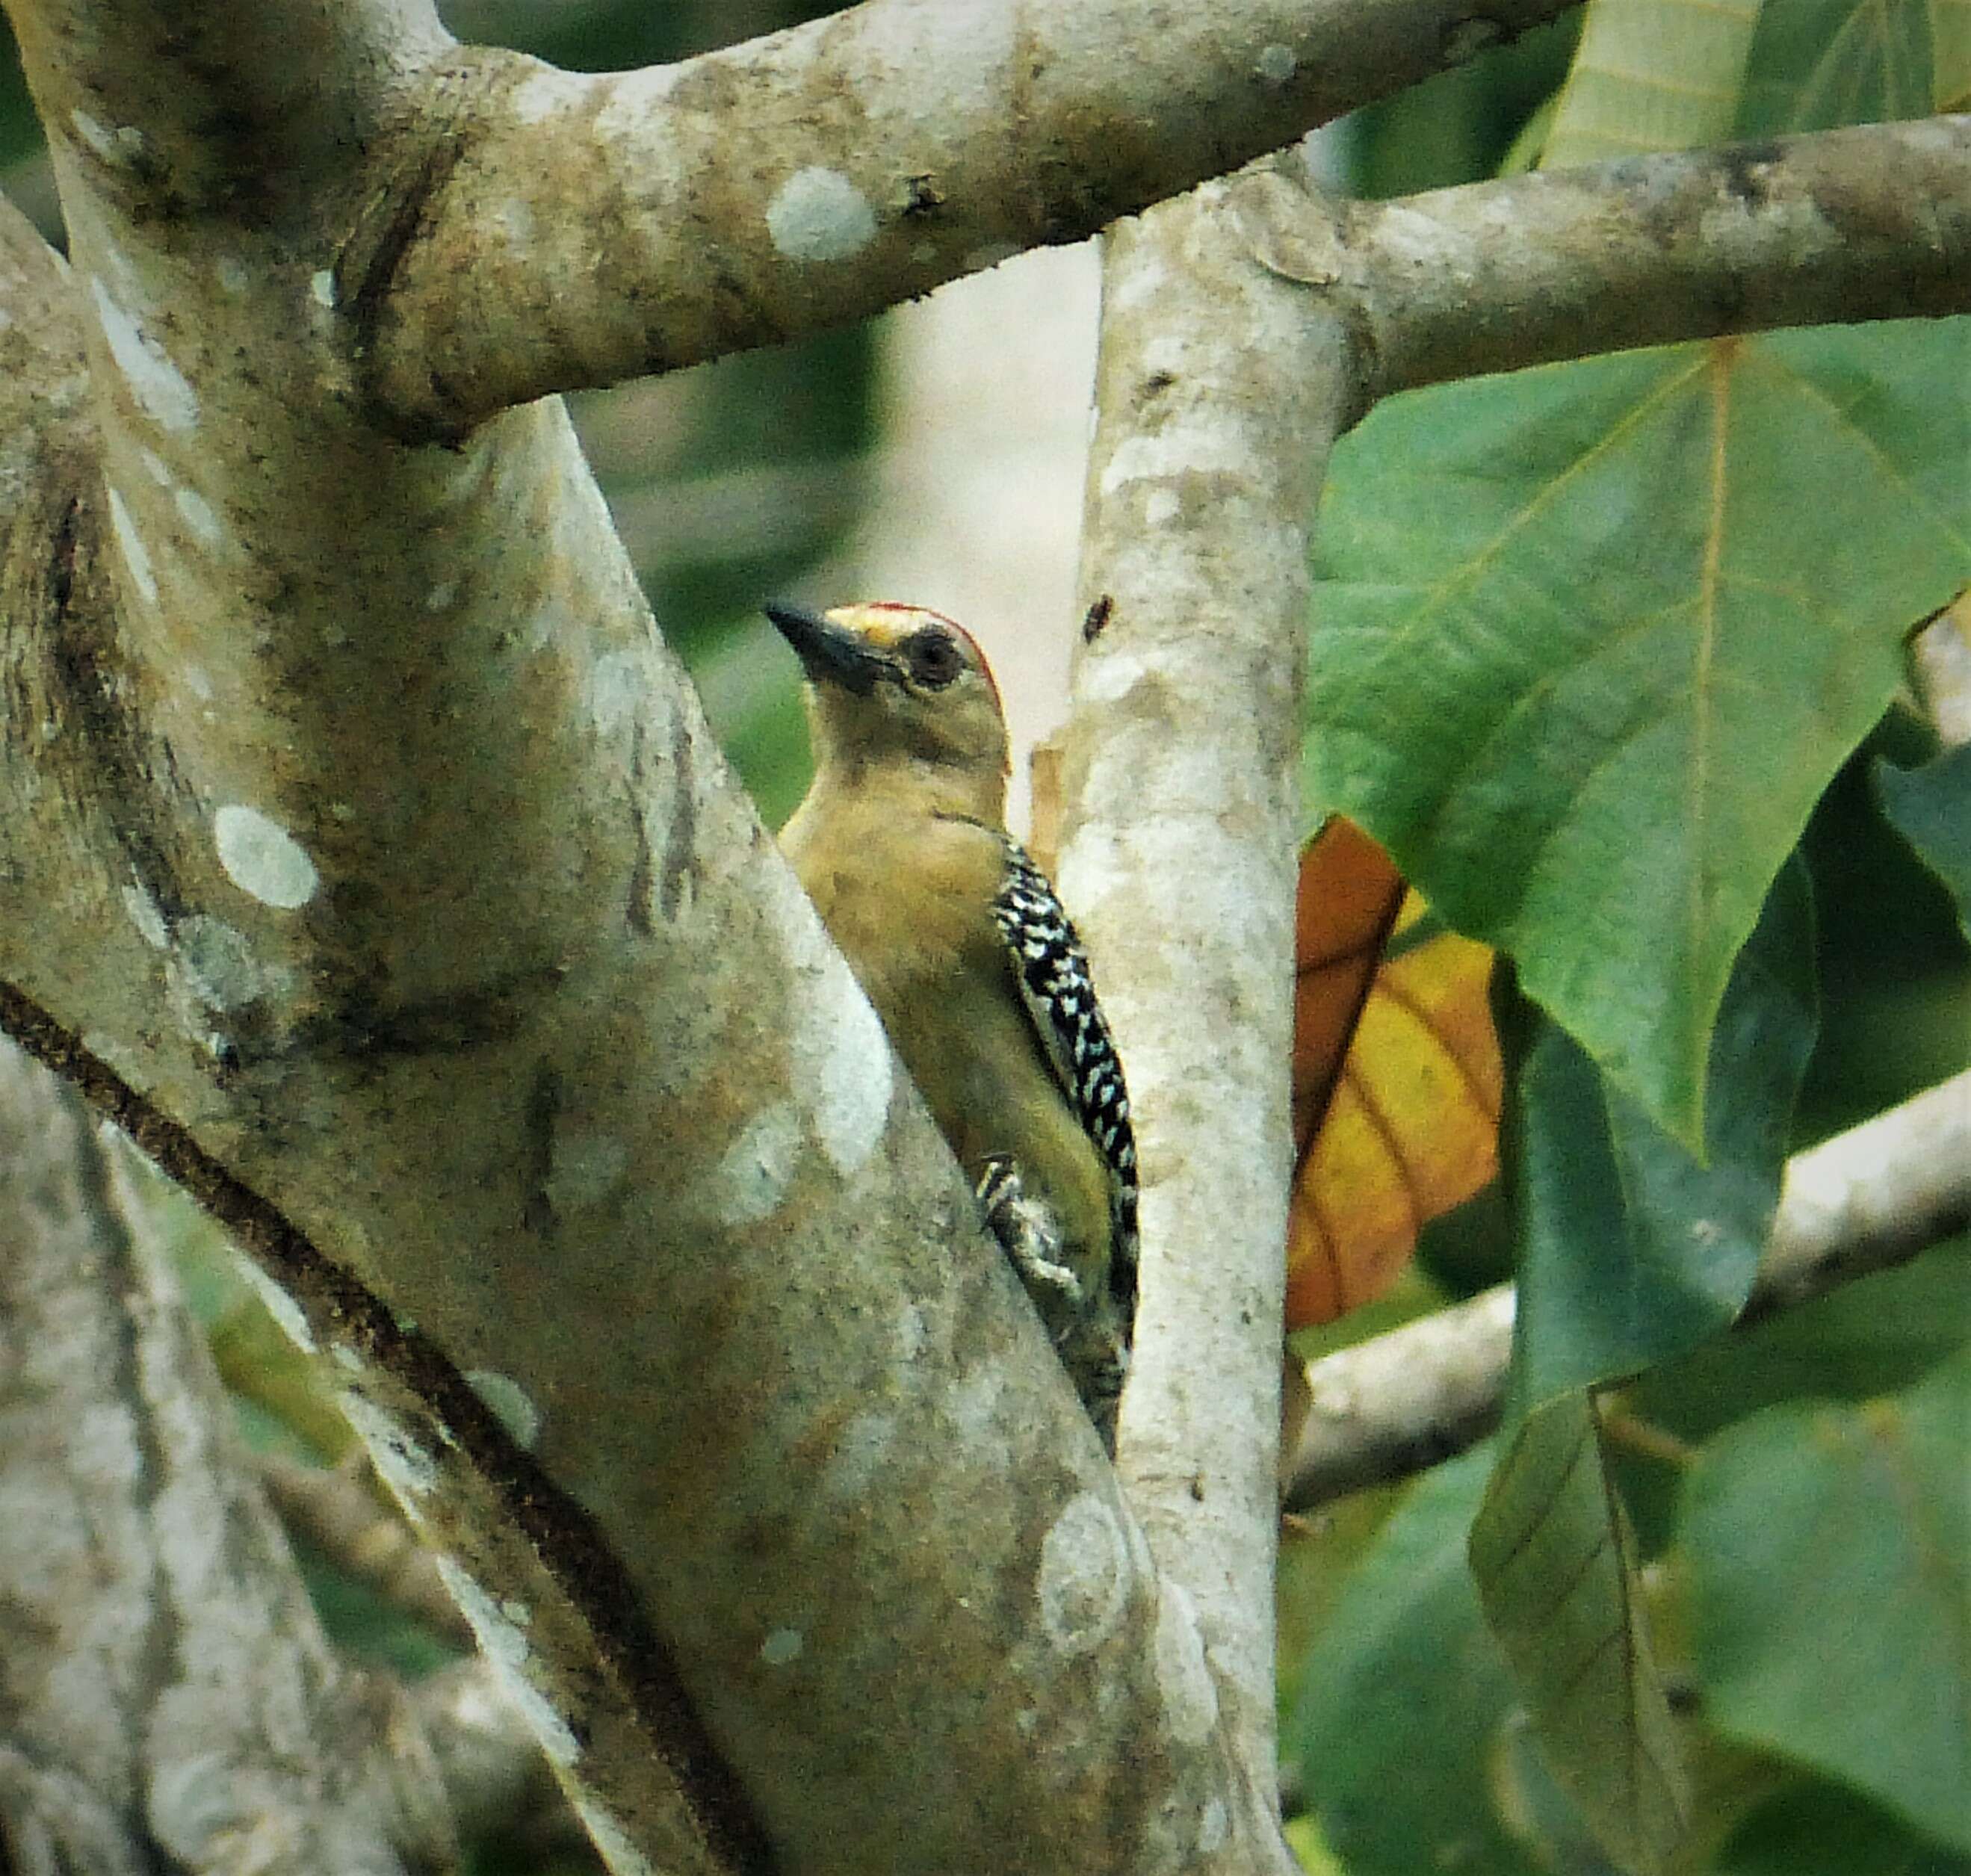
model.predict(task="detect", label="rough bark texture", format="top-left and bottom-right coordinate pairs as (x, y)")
top-left (0, 1039), bottom-right (454, 1876)
top-left (1051, 162), bottom-right (1350, 1859)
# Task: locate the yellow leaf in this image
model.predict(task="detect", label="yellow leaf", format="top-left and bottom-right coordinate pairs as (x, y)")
top-left (1287, 819), bottom-right (1503, 1328)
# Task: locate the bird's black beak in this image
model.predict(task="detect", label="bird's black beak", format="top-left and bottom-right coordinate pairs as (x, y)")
top-left (764, 601), bottom-right (888, 696)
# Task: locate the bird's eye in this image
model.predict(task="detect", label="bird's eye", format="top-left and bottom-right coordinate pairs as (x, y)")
top-left (904, 628), bottom-right (965, 689)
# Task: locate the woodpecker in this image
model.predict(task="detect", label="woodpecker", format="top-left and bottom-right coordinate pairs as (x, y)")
top-left (766, 599), bottom-right (1139, 1449)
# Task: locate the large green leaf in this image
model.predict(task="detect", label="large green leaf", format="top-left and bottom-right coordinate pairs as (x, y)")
top-left (1878, 741), bottom-right (1971, 941)
top-left (1470, 1394), bottom-right (1688, 1875)
top-left (1290, 1446), bottom-right (1528, 1876)
top-left (1509, 860), bottom-right (1817, 1407)
top-left (1461, 866), bottom-right (1815, 1874)
top-left (1305, 320), bottom-right (1970, 1145)
top-left (1736, 0), bottom-right (1971, 132)
top-left (1683, 1346), bottom-right (1971, 1852)
top-left (1541, 0), bottom-right (1760, 167)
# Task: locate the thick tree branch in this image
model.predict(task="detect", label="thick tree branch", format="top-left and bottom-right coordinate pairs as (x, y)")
top-left (1247, 115), bottom-right (1971, 406)
top-left (1284, 1068), bottom-right (1971, 1509)
top-left (1053, 163), bottom-right (1353, 1863)
top-left (0, 1038), bottom-right (455, 1875)
top-left (362, 0), bottom-right (1578, 436)
top-left (0, 1), bottom-right (1292, 1869)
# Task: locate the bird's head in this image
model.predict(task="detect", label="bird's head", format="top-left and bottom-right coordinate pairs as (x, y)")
top-left (765, 600), bottom-right (1010, 799)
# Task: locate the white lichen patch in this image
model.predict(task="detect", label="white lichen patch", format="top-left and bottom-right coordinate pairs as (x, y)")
top-left (174, 486), bottom-right (225, 548)
top-left (713, 1103), bottom-right (802, 1224)
top-left (424, 579), bottom-right (457, 613)
top-left (465, 1368), bottom-right (543, 1450)
top-left (213, 255), bottom-right (251, 297)
top-left (1198, 1797), bottom-right (1230, 1853)
top-left (569, 1792), bottom-right (659, 1876)
top-left (791, 956), bottom-right (892, 1178)
top-left (105, 488), bottom-right (158, 607)
top-left (229, 1251), bottom-right (316, 1354)
top-left (1254, 43), bottom-right (1298, 84)
top-left (760, 1626), bottom-right (803, 1666)
top-left (1153, 1577), bottom-right (1219, 1744)
top-left (1144, 488), bottom-right (1180, 527)
top-left (182, 665), bottom-right (214, 702)
top-left (139, 447), bottom-right (172, 486)
top-left (214, 803), bottom-right (319, 909)
top-left (1098, 423), bottom-right (1248, 497)
top-left (510, 64), bottom-right (592, 125)
top-left (585, 648), bottom-right (643, 739)
top-left (546, 1124), bottom-right (629, 1214)
top-left (501, 1597), bottom-right (531, 1628)
top-left (767, 167), bottom-right (877, 263)
top-left (309, 268), bottom-right (336, 310)
top-left (175, 914), bottom-right (267, 1011)
top-left (90, 276), bottom-right (200, 433)
top-left (70, 109), bottom-right (144, 169)
top-left (946, 1365), bottom-right (1009, 1449)
top-left (122, 879), bottom-right (168, 949)
top-left (338, 1388), bottom-right (439, 1507)
top-left (1036, 1490), bottom-right (1132, 1656)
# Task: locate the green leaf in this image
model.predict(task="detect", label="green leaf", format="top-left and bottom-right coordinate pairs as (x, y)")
top-left (1460, 866), bottom-right (1814, 1874)
top-left (1683, 1347), bottom-right (1971, 1853)
top-left (1305, 320), bottom-right (1970, 1146)
top-left (1878, 742), bottom-right (1971, 942)
top-left (1718, 1779), bottom-right (1971, 1876)
top-left (1736, 0), bottom-right (1970, 134)
top-left (1541, 0), bottom-right (1760, 167)
top-left (1470, 1393), bottom-right (1691, 1875)
top-left (1290, 1445), bottom-right (1529, 1876)
top-left (1509, 859), bottom-right (1817, 1408)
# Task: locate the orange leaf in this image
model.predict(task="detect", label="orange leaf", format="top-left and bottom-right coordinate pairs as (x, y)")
top-left (1286, 820), bottom-right (1503, 1328)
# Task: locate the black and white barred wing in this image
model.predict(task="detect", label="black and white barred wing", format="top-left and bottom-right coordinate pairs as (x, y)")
top-left (990, 839), bottom-right (1140, 1316)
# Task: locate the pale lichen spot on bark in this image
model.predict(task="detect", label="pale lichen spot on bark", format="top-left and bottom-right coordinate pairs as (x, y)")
top-left (122, 879), bottom-right (168, 948)
top-left (511, 63), bottom-right (593, 126)
top-left (69, 109), bottom-right (144, 169)
top-left (791, 953), bottom-right (892, 1179)
top-left (714, 1103), bottom-right (802, 1224)
top-left (1144, 489), bottom-right (1179, 527)
top-left (464, 1368), bottom-right (542, 1450)
top-left (182, 665), bottom-right (214, 701)
top-left (214, 803), bottom-right (320, 909)
top-left (1098, 424), bottom-right (1246, 497)
top-left (586, 648), bottom-right (643, 739)
top-left (1198, 1798), bottom-right (1231, 1852)
top-left (89, 276), bottom-right (200, 433)
top-left (760, 1626), bottom-right (803, 1665)
top-left (229, 1251), bottom-right (317, 1354)
top-left (947, 1364), bottom-right (1010, 1453)
top-left (1153, 1577), bottom-right (1219, 1744)
top-left (1036, 1490), bottom-right (1132, 1656)
top-left (176, 913), bottom-right (270, 1011)
top-left (106, 488), bottom-right (158, 606)
top-left (338, 1388), bottom-right (439, 1506)
top-left (309, 268), bottom-right (336, 310)
top-left (569, 1792), bottom-right (660, 1876)
top-left (1254, 43), bottom-right (1298, 84)
top-left (174, 486), bottom-right (226, 548)
top-left (436, 1555), bottom-right (584, 1769)
top-left (213, 254), bottom-right (251, 297)
top-left (767, 167), bottom-right (878, 263)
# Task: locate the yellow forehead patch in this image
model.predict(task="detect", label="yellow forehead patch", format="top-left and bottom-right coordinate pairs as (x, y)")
top-left (823, 601), bottom-right (956, 651)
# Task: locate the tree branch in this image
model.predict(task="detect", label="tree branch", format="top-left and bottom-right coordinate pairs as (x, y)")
top-left (1051, 162), bottom-right (1355, 1862)
top-left (361, 0), bottom-right (1579, 436)
top-left (1245, 115), bottom-right (1971, 406)
top-left (0, 1), bottom-right (1304, 1867)
top-left (1284, 1068), bottom-right (1971, 1509)
top-left (0, 1038), bottom-right (456, 1875)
